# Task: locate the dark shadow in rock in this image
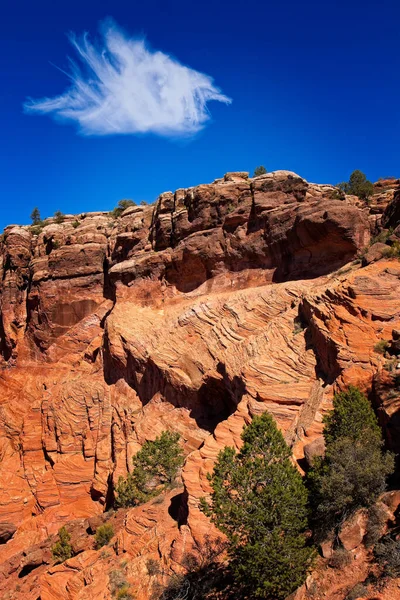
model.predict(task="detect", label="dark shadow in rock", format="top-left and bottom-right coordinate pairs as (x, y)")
top-left (103, 346), bottom-right (243, 434)
top-left (168, 491), bottom-right (188, 526)
top-left (0, 522), bottom-right (17, 544)
top-left (19, 562), bottom-right (42, 578)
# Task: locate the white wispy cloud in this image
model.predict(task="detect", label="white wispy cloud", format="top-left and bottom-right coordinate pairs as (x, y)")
top-left (24, 20), bottom-right (232, 137)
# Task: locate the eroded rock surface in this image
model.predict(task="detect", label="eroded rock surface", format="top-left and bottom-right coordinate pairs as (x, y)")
top-left (0, 171), bottom-right (399, 599)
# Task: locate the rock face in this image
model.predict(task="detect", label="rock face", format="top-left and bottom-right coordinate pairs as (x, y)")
top-left (0, 171), bottom-right (399, 599)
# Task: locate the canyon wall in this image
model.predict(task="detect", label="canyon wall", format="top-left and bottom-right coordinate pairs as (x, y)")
top-left (0, 171), bottom-right (399, 599)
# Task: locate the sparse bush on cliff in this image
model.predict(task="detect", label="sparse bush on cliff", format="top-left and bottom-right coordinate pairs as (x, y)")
top-left (54, 210), bottom-right (65, 224)
top-left (30, 207), bottom-right (45, 234)
top-left (308, 386), bottom-right (394, 537)
top-left (154, 536), bottom-right (229, 600)
top-left (364, 503), bottom-right (389, 547)
top-left (328, 547), bottom-right (352, 569)
top-left (374, 534), bottom-right (400, 579)
top-left (370, 228), bottom-right (394, 245)
top-left (200, 412), bottom-right (314, 600)
top-left (253, 165), bottom-right (267, 177)
top-left (115, 431), bottom-right (184, 508)
top-left (110, 199), bottom-right (135, 218)
top-left (146, 558), bottom-right (161, 576)
top-left (51, 526), bottom-right (73, 563)
top-left (384, 241), bottom-right (400, 258)
top-left (109, 569), bottom-right (134, 599)
top-left (346, 583), bottom-right (368, 600)
top-left (30, 207), bottom-right (41, 225)
top-left (338, 170), bottom-right (374, 200)
top-left (116, 586), bottom-right (134, 600)
top-left (374, 339), bottom-right (390, 354)
top-left (30, 223), bottom-right (44, 236)
top-left (95, 523), bottom-right (114, 549)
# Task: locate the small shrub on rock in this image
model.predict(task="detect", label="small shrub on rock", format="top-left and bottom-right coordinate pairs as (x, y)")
top-left (328, 548), bottom-right (351, 569)
top-left (95, 523), bottom-right (114, 549)
top-left (374, 339), bottom-right (390, 354)
top-left (116, 586), bottom-right (134, 600)
top-left (154, 536), bottom-right (228, 600)
top-left (385, 241), bottom-right (400, 259)
top-left (253, 165), bottom-right (267, 177)
top-left (30, 207), bottom-right (41, 225)
top-left (51, 526), bottom-right (73, 563)
top-left (115, 431), bottom-right (184, 508)
top-left (109, 569), bottom-right (134, 599)
top-left (364, 503), bottom-right (389, 547)
top-left (110, 199), bottom-right (135, 219)
top-left (54, 210), bottom-right (65, 224)
top-left (146, 558), bottom-right (160, 576)
top-left (374, 534), bottom-right (400, 578)
top-left (30, 223), bottom-right (44, 236)
top-left (346, 583), bottom-right (368, 600)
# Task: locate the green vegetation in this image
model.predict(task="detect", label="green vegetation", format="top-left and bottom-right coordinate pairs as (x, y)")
top-left (370, 228), bottom-right (394, 245)
top-left (72, 220), bottom-right (80, 228)
top-left (365, 229), bottom-right (400, 262)
top-left (54, 210), bottom-right (65, 224)
top-left (308, 386), bottom-right (394, 537)
top-left (293, 315), bottom-right (306, 335)
top-left (253, 165), bottom-right (267, 177)
top-left (95, 523), bottom-right (114, 549)
top-left (30, 207), bottom-right (41, 225)
top-left (30, 223), bottom-right (44, 236)
top-left (29, 207), bottom-right (45, 234)
top-left (374, 534), bottom-right (400, 579)
top-left (328, 548), bottom-right (351, 569)
top-left (364, 503), bottom-right (389, 547)
top-left (201, 412), bottom-right (314, 599)
top-left (384, 241), bottom-right (400, 258)
top-left (115, 431), bottom-right (184, 508)
top-left (374, 339), bottom-right (390, 354)
top-left (116, 587), bottom-right (134, 600)
top-left (109, 569), bottom-right (134, 599)
top-left (51, 526), bottom-right (73, 563)
top-left (330, 188), bottom-right (345, 200)
top-left (146, 558), bottom-right (160, 576)
top-left (154, 536), bottom-right (228, 600)
top-left (346, 583), bottom-right (368, 600)
top-left (338, 170), bottom-right (374, 200)
top-left (110, 199), bottom-right (135, 218)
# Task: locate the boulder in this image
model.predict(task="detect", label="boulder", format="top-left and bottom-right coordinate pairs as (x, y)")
top-left (381, 490), bottom-right (400, 515)
top-left (362, 242), bottom-right (389, 266)
top-left (303, 437), bottom-right (326, 468)
top-left (339, 511), bottom-right (367, 551)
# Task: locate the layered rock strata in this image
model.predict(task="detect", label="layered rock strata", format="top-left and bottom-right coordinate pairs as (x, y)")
top-left (0, 171), bottom-right (399, 599)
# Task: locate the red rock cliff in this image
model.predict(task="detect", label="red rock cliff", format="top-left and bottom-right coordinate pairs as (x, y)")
top-left (0, 171), bottom-right (399, 600)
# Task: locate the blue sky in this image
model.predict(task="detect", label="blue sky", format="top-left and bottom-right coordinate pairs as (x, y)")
top-left (1, 0), bottom-right (399, 230)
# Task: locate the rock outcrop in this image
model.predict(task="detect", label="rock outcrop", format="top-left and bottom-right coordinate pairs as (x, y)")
top-left (0, 170), bottom-right (399, 599)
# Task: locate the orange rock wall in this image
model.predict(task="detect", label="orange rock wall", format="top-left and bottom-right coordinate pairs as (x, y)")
top-left (0, 171), bottom-right (399, 599)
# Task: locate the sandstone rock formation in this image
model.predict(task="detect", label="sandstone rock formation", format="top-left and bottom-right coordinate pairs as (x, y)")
top-left (0, 170), bottom-right (399, 599)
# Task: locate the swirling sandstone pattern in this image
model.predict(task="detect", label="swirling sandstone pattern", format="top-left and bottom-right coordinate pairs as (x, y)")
top-left (0, 171), bottom-right (399, 599)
